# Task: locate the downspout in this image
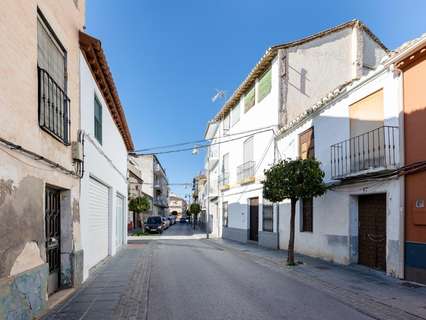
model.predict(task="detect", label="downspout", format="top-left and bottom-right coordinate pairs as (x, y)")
top-left (392, 63), bottom-right (405, 278)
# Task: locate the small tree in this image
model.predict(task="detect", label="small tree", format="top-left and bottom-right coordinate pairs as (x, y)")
top-left (263, 158), bottom-right (327, 265)
top-left (128, 196), bottom-right (150, 228)
top-left (189, 203), bottom-right (201, 229)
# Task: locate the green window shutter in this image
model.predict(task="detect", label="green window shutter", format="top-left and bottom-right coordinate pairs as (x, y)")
top-left (244, 86), bottom-right (256, 112)
top-left (258, 68), bottom-right (272, 102)
top-left (94, 96), bottom-right (102, 144)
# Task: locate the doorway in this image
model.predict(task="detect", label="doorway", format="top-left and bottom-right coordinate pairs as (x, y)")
top-left (358, 193), bottom-right (387, 271)
top-left (45, 187), bottom-right (61, 295)
top-left (249, 197), bottom-right (259, 241)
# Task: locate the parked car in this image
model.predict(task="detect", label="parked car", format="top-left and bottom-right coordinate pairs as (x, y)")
top-left (162, 217), bottom-right (170, 229)
top-left (145, 216), bottom-right (163, 233)
top-left (179, 217), bottom-right (187, 223)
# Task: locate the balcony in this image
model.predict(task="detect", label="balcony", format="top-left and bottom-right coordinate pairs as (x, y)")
top-left (330, 126), bottom-right (399, 179)
top-left (219, 172), bottom-right (230, 191)
top-left (38, 67), bottom-right (70, 145)
top-left (208, 178), bottom-right (218, 198)
top-left (207, 145), bottom-right (219, 170)
top-left (237, 161), bottom-right (255, 185)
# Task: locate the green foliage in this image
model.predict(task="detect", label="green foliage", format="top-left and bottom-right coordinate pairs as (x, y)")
top-left (189, 203), bottom-right (201, 216)
top-left (263, 158), bottom-right (327, 202)
top-left (128, 196), bottom-right (150, 214)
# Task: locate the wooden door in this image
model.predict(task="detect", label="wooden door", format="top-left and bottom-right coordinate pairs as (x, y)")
top-left (249, 198), bottom-right (259, 241)
top-left (358, 194), bottom-right (386, 271)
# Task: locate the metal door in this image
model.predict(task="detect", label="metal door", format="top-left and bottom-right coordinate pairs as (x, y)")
top-left (45, 187), bottom-right (60, 295)
top-left (358, 194), bottom-right (387, 271)
top-left (249, 197), bottom-right (259, 241)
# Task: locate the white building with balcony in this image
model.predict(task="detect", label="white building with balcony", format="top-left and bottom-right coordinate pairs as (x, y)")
top-left (135, 154), bottom-right (169, 216)
top-left (203, 20), bottom-right (388, 251)
top-left (275, 57), bottom-right (404, 278)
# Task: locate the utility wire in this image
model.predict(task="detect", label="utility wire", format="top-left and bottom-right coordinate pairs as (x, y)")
top-left (133, 127), bottom-right (275, 156)
top-left (133, 125), bottom-right (277, 153)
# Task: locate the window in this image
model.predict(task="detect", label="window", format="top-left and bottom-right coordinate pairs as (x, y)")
top-left (231, 102), bottom-right (241, 126)
top-left (37, 11), bottom-right (70, 144)
top-left (243, 136), bottom-right (254, 163)
top-left (94, 96), bottom-right (103, 144)
top-left (222, 153), bottom-right (229, 181)
top-left (244, 86), bottom-right (256, 112)
top-left (223, 114), bottom-right (230, 135)
top-left (263, 202), bottom-right (273, 232)
top-left (301, 198), bottom-right (313, 232)
top-left (299, 127), bottom-right (314, 160)
top-left (222, 202), bottom-right (228, 227)
top-left (258, 68), bottom-right (272, 102)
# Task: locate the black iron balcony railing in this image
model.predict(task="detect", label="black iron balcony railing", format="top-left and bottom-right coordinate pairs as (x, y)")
top-left (330, 126), bottom-right (398, 179)
top-left (237, 161), bottom-right (255, 184)
top-left (38, 67), bottom-right (70, 144)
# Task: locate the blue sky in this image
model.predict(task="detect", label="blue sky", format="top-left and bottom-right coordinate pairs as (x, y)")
top-left (86, 0), bottom-right (426, 198)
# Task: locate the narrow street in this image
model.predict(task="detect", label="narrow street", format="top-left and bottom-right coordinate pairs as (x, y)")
top-left (44, 223), bottom-right (426, 320)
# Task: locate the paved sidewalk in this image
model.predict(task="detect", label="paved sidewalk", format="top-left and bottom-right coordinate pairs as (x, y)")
top-left (209, 239), bottom-right (426, 320)
top-left (42, 244), bottom-right (152, 320)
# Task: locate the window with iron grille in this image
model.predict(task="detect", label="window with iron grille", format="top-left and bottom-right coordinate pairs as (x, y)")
top-left (301, 198), bottom-right (313, 232)
top-left (263, 202), bottom-right (273, 232)
top-left (94, 96), bottom-right (103, 144)
top-left (37, 11), bottom-right (69, 144)
top-left (222, 202), bottom-right (228, 227)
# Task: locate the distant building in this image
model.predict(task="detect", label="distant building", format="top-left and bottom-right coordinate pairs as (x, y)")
top-left (134, 154), bottom-right (169, 216)
top-left (128, 156), bottom-right (153, 229)
top-left (168, 193), bottom-right (188, 218)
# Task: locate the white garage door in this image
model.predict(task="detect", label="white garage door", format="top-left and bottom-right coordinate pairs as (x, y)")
top-left (87, 177), bottom-right (109, 269)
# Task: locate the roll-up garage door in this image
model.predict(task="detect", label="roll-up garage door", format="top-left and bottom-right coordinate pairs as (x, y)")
top-left (87, 177), bottom-right (109, 269)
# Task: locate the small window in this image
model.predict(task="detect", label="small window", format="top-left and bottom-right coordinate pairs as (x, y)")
top-left (222, 202), bottom-right (228, 227)
top-left (94, 96), bottom-right (103, 144)
top-left (231, 102), bottom-right (241, 126)
top-left (299, 127), bottom-right (314, 159)
top-left (301, 198), bottom-right (313, 232)
top-left (223, 114), bottom-right (230, 135)
top-left (244, 86), bottom-right (256, 112)
top-left (263, 202), bottom-right (273, 232)
top-left (258, 68), bottom-right (272, 102)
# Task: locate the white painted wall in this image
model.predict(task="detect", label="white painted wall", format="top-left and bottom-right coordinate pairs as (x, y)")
top-left (80, 52), bottom-right (129, 281)
top-left (276, 68), bottom-right (404, 277)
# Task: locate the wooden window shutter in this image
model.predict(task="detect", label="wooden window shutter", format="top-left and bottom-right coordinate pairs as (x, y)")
top-left (299, 127), bottom-right (314, 159)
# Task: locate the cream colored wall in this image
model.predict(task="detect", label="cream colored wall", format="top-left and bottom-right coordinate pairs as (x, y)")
top-left (0, 0), bottom-right (85, 167)
top-left (0, 0), bottom-right (85, 277)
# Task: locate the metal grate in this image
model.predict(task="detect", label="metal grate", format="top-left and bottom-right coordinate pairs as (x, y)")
top-left (38, 66), bottom-right (70, 144)
top-left (237, 161), bottom-right (255, 184)
top-left (330, 126), bottom-right (398, 179)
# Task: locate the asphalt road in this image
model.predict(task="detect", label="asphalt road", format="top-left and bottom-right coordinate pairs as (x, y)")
top-left (46, 223), bottom-right (376, 320)
top-left (144, 224), bottom-right (372, 320)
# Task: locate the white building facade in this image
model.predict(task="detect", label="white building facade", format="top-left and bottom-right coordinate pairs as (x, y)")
top-left (276, 64), bottom-right (404, 278)
top-left (79, 33), bottom-right (134, 281)
top-left (205, 20), bottom-right (388, 248)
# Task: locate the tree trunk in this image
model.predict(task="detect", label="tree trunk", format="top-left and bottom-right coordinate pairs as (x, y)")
top-left (287, 198), bottom-right (296, 265)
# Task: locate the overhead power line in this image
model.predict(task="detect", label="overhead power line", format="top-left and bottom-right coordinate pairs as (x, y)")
top-left (132, 126), bottom-right (276, 156)
top-left (133, 125), bottom-right (276, 153)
